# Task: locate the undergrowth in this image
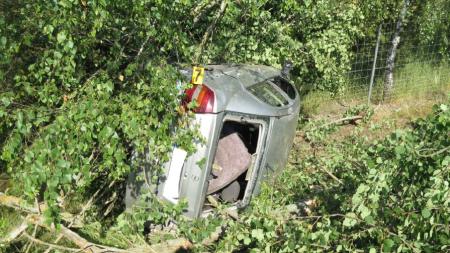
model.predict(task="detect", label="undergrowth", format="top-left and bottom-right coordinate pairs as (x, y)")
top-left (173, 97), bottom-right (450, 252)
top-left (68, 97), bottom-right (449, 252)
top-left (2, 98), bottom-right (448, 252)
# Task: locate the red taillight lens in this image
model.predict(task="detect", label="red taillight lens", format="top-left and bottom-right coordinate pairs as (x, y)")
top-left (184, 84), bottom-right (215, 113)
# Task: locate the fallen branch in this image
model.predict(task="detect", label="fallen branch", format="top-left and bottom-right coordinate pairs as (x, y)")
top-left (59, 225), bottom-right (192, 253)
top-left (0, 192), bottom-right (39, 214)
top-left (23, 232), bottom-right (80, 252)
top-left (0, 192), bottom-right (81, 227)
top-left (44, 182), bottom-right (110, 253)
top-left (1, 192), bottom-right (192, 253)
top-left (207, 195), bottom-right (239, 220)
top-left (317, 115), bottom-right (363, 129)
top-left (319, 167), bottom-right (343, 185)
top-left (417, 146), bottom-right (450, 158)
top-left (132, 238), bottom-right (193, 253)
top-left (24, 199), bottom-right (41, 253)
top-left (0, 219), bottom-right (29, 244)
top-left (58, 224), bottom-right (129, 253)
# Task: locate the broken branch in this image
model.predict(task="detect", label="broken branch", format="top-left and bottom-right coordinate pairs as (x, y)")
top-left (1, 192), bottom-right (192, 253)
top-left (0, 219), bottom-right (29, 244)
top-left (0, 192), bottom-right (81, 227)
top-left (317, 115), bottom-right (363, 129)
top-left (0, 192), bottom-right (39, 214)
top-left (22, 232), bottom-right (80, 252)
top-left (319, 167), bottom-right (343, 185)
top-left (207, 195), bottom-right (239, 220)
top-left (44, 185), bottom-right (105, 253)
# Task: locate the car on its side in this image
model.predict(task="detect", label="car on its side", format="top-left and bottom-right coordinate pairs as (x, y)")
top-left (126, 64), bottom-right (300, 218)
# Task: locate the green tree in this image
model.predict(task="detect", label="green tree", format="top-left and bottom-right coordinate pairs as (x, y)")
top-left (0, 0), bottom-right (365, 222)
top-left (415, 0), bottom-right (450, 58)
top-left (0, 0), bottom-right (201, 221)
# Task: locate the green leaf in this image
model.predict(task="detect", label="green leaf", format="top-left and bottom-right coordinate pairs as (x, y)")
top-left (394, 146), bottom-right (405, 156)
top-left (0, 36), bottom-right (6, 46)
top-left (251, 229), bottom-right (264, 241)
top-left (383, 239), bottom-right (395, 252)
top-left (57, 32), bottom-right (66, 43)
top-left (421, 208), bottom-right (431, 218)
top-left (343, 213), bottom-right (358, 227)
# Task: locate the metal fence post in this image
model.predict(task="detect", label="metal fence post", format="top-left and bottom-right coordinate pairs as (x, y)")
top-left (368, 24), bottom-right (382, 104)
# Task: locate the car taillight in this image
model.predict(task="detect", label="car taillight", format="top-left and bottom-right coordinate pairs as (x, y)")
top-left (184, 84), bottom-right (215, 113)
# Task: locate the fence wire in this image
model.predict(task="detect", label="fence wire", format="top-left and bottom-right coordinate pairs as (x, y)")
top-left (324, 21), bottom-right (450, 104)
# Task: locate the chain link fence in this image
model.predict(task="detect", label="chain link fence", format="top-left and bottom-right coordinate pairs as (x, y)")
top-left (309, 21), bottom-right (450, 105)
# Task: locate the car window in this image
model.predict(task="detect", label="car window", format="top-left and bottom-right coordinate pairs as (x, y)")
top-left (247, 81), bottom-right (289, 107)
top-left (272, 76), bottom-right (296, 99)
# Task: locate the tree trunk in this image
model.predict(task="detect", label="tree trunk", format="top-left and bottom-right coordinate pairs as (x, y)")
top-left (383, 0), bottom-right (409, 101)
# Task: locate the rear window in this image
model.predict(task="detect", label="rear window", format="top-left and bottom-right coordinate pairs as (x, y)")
top-left (273, 77), bottom-right (296, 99)
top-left (247, 81), bottom-right (289, 107)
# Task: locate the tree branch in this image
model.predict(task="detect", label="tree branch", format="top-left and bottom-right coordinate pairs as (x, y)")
top-left (0, 192), bottom-right (81, 227)
top-left (0, 192), bottom-right (192, 253)
top-left (194, 0), bottom-right (228, 63)
top-left (317, 115), bottom-right (364, 129)
top-left (22, 232), bottom-right (80, 252)
top-left (318, 166), bottom-right (343, 185)
top-left (417, 146), bottom-right (450, 158)
top-left (192, 0), bottom-right (219, 25)
top-left (0, 219), bottom-right (29, 244)
top-left (43, 186), bottom-right (105, 253)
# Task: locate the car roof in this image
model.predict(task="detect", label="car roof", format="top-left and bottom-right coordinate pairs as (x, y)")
top-left (180, 64), bottom-right (298, 116)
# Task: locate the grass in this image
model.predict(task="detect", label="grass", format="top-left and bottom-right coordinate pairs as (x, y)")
top-left (0, 207), bottom-right (22, 241)
top-left (299, 61), bottom-right (449, 148)
top-left (302, 61), bottom-right (450, 117)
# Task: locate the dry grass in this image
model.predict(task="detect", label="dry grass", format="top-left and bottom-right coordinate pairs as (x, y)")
top-left (297, 80), bottom-right (449, 154)
top-left (302, 61), bottom-right (450, 120)
top-left (302, 80), bottom-right (449, 125)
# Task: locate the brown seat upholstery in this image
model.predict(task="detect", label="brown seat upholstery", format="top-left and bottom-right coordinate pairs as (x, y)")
top-left (207, 133), bottom-right (251, 194)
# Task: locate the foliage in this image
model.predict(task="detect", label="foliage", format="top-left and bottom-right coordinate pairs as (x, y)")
top-left (415, 0), bottom-right (450, 58)
top-left (0, 0), bottom-right (449, 251)
top-left (0, 0), bottom-right (202, 223)
top-left (207, 0), bottom-right (363, 92)
top-left (0, 0), bottom-right (366, 223)
top-left (176, 98), bottom-right (450, 252)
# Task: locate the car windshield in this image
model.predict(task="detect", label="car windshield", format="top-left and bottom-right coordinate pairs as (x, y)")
top-left (247, 80), bottom-right (289, 107)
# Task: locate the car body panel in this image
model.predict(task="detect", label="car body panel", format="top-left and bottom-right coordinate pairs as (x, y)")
top-left (157, 113), bottom-right (223, 215)
top-left (179, 65), bottom-right (292, 117)
top-left (252, 105), bottom-right (300, 195)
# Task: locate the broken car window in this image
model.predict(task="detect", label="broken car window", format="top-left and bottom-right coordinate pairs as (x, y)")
top-left (273, 76), bottom-right (296, 99)
top-left (247, 81), bottom-right (289, 107)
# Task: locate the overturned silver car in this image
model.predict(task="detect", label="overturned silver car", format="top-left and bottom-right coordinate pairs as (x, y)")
top-left (126, 64), bottom-right (300, 218)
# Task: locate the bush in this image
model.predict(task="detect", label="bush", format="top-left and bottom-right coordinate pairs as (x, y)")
top-left (178, 98), bottom-right (449, 252)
